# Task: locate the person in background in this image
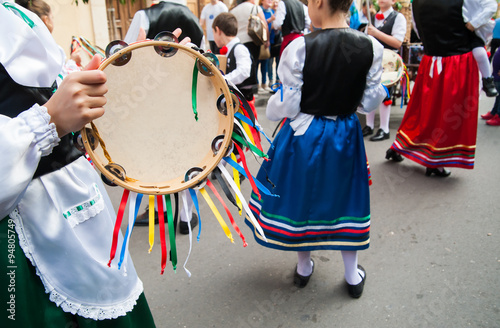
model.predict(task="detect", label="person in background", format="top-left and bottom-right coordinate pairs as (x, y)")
top-left (258, 0), bottom-right (275, 93)
top-left (244, 0), bottom-right (386, 298)
top-left (480, 47), bottom-right (500, 125)
top-left (489, 16), bottom-right (500, 61)
top-left (200, 0), bottom-right (228, 54)
top-left (268, 0), bottom-right (282, 88)
top-left (272, 0), bottom-right (311, 55)
top-left (363, 0), bottom-right (407, 142)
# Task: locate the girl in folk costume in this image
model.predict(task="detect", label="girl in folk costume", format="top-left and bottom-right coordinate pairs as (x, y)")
top-left (463, 0), bottom-right (499, 97)
top-left (0, 1), bottom-right (155, 326)
top-left (363, 0), bottom-right (407, 142)
top-left (385, 0), bottom-right (482, 177)
top-left (244, 0), bottom-right (386, 297)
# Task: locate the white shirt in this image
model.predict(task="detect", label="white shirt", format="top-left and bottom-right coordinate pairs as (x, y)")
top-left (124, 0), bottom-right (206, 48)
top-left (272, 0), bottom-right (311, 34)
top-left (0, 1), bottom-right (143, 319)
top-left (230, 1), bottom-right (265, 44)
top-left (200, 1), bottom-right (228, 41)
top-left (463, 0), bottom-right (497, 29)
top-left (225, 37), bottom-right (252, 85)
top-left (267, 33), bottom-right (387, 135)
top-left (374, 7), bottom-right (407, 42)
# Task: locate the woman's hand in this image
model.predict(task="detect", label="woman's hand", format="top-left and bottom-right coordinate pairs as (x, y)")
top-left (44, 55), bottom-right (107, 137)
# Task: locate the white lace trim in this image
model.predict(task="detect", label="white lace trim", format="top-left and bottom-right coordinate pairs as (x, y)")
top-left (10, 208), bottom-right (144, 320)
top-left (63, 184), bottom-right (105, 228)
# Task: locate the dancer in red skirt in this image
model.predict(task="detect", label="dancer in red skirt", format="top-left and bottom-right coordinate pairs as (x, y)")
top-left (385, 0), bottom-right (481, 177)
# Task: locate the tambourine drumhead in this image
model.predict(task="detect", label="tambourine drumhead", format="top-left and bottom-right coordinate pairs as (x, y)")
top-left (381, 49), bottom-right (404, 87)
top-left (81, 41), bottom-right (234, 195)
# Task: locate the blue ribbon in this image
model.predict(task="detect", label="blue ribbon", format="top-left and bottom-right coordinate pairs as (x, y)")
top-left (270, 82), bottom-right (283, 102)
top-left (234, 112), bottom-right (274, 148)
top-left (118, 193), bottom-right (143, 270)
top-left (223, 157), bottom-right (279, 198)
top-left (188, 189), bottom-right (202, 242)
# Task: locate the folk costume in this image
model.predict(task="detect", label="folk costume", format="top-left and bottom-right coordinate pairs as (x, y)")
top-left (388, 0), bottom-right (480, 170)
top-left (364, 5), bottom-right (406, 141)
top-left (272, 0), bottom-right (311, 55)
top-left (124, 0), bottom-right (204, 47)
top-left (245, 29), bottom-right (386, 251)
top-left (0, 2), bottom-right (154, 326)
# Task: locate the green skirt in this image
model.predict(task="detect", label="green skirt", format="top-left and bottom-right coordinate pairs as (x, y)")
top-left (0, 216), bottom-right (156, 328)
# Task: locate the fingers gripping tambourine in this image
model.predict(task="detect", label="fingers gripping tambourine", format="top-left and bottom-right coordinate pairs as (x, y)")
top-left (80, 35), bottom-right (236, 195)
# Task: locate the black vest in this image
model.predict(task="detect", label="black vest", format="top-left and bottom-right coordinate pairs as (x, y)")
top-left (0, 64), bottom-right (82, 179)
top-left (373, 11), bottom-right (398, 50)
top-left (227, 43), bottom-right (257, 100)
top-left (413, 0), bottom-right (474, 56)
top-left (300, 29), bottom-right (373, 117)
top-left (282, 0), bottom-right (305, 36)
top-left (144, 2), bottom-right (204, 47)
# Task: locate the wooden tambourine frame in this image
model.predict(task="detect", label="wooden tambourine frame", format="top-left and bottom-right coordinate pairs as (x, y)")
top-left (81, 41), bottom-right (235, 195)
top-left (381, 49), bottom-right (404, 87)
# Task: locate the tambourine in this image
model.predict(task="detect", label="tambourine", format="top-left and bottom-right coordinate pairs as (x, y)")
top-left (381, 49), bottom-right (404, 87)
top-left (80, 37), bottom-right (235, 195)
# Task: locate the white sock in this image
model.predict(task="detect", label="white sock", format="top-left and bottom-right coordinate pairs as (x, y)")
top-left (297, 251), bottom-right (313, 276)
top-left (365, 110), bottom-right (376, 129)
top-left (341, 250), bottom-right (364, 285)
top-left (473, 47), bottom-right (492, 78)
top-left (379, 103), bottom-right (391, 133)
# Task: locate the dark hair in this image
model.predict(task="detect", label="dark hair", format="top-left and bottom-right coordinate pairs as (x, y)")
top-left (327, 0), bottom-right (352, 13)
top-left (212, 12), bottom-right (238, 37)
top-left (16, 0), bottom-right (51, 18)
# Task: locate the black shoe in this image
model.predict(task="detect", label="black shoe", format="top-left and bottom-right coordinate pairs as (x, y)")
top-left (293, 260), bottom-right (314, 288)
top-left (482, 77), bottom-right (498, 97)
top-left (179, 213), bottom-right (199, 235)
top-left (347, 265), bottom-right (366, 298)
top-left (385, 148), bottom-right (404, 162)
top-left (134, 207), bottom-right (163, 226)
top-left (362, 126), bottom-right (373, 137)
top-left (369, 129), bottom-right (390, 141)
top-left (425, 167), bottom-right (451, 177)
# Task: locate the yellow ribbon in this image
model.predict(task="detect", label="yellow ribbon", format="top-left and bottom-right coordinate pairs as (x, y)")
top-left (199, 188), bottom-right (234, 243)
top-left (231, 152), bottom-right (243, 216)
top-left (148, 195), bottom-right (155, 253)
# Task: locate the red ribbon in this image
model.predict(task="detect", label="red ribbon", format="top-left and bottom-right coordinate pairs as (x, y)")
top-left (108, 189), bottom-right (130, 267)
top-left (206, 179), bottom-right (247, 247)
top-left (220, 46), bottom-right (228, 55)
top-left (233, 142), bottom-right (261, 201)
top-left (375, 13), bottom-right (385, 20)
top-left (157, 195), bottom-right (167, 275)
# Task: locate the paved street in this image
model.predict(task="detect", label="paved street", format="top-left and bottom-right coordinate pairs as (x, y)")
top-left (105, 92), bottom-right (500, 328)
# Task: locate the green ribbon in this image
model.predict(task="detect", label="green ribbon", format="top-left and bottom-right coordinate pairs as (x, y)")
top-left (231, 133), bottom-right (268, 159)
top-left (165, 195), bottom-right (177, 271)
top-left (191, 62), bottom-right (199, 121)
top-left (2, 2), bottom-right (35, 28)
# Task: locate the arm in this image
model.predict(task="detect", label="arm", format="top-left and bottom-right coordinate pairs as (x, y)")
top-left (0, 56), bottom-right (107, 218)
top-left (124, 11), bottom-right (150, 44)
top-left (367, 13), bottom-right (407, 49)
top-left (272, 1), bottom-right (286, 30)
top-left (358, 36), bottom-right (388, 113)
top-left (464, 0), bottom-right (497, 29)
top-left (266, 37), bottom-right (304, 121)
top-left (225, 45), bottom-right (252, 85)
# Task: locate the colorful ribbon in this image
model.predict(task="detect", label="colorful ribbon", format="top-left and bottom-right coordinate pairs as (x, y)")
top-left (165, 195), bottom-right (177, 271)
top-left (223, 157), bottom-right (278, 198)
top-left (2, 2), bottom-right (35, 28)
top-left (148, 195), bottom-right (155, 253)
top-left (118, 192), bottom-right (143, 272)
top-left (191, 63), bottom-right (199, 121)
top-left (234, 112), bottom-right (273, 147)
top-left (188, 189), bottom-right (202, 242)
top-left (157, 195), bottom-right (167, 274)
top-left (233, 142), bottom-right (261, 200)
top-left (108, 189), bottom-right (130, 267)
top-left (230, 152), bottom-right (243, 216)
top-left (199, 187), bottom-right (234, 243)
top-left (181, 191), bottom-right (193, 277)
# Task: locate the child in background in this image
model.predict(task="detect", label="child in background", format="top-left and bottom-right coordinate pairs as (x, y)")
top-left (364, 0), bottom-right (407, 142)
top-left (481, 47), bottom-right (500, 125)
top-left (244, 0), bottom-right (386, 297)
top-left (463, 0), bottom-right (498, 97)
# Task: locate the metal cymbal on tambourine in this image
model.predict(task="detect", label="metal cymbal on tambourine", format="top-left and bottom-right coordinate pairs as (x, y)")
top-left (80, 39), bottom-right (235, 195)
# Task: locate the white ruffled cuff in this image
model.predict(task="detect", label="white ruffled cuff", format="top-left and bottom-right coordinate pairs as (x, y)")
top-left (18, 104), bottom-right (60, 156)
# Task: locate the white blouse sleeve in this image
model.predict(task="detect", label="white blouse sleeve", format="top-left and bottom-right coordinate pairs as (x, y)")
top-left (358, 36), bottom-right (387, 114)
top-left (266, 37), bottom-right (305, 122)
top-left (0, 104), bottom-right (60, 218)
top-left (124, 11), bottom-right (150, 44)
top-left (463, 0), bottom-right (497, 29)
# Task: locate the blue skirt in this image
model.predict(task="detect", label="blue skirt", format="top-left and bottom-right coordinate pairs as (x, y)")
top-left (245, 114), bottom-right (370, 251)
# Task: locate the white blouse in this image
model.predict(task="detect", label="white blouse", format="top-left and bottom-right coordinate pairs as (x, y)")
top-left (0, 1), bottom-right (143, 320)
top-left (266, 33), bottom-right (387, 136)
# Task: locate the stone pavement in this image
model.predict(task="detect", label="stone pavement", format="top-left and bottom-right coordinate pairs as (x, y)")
top-left (105, 91), bottom-right (500, 328)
